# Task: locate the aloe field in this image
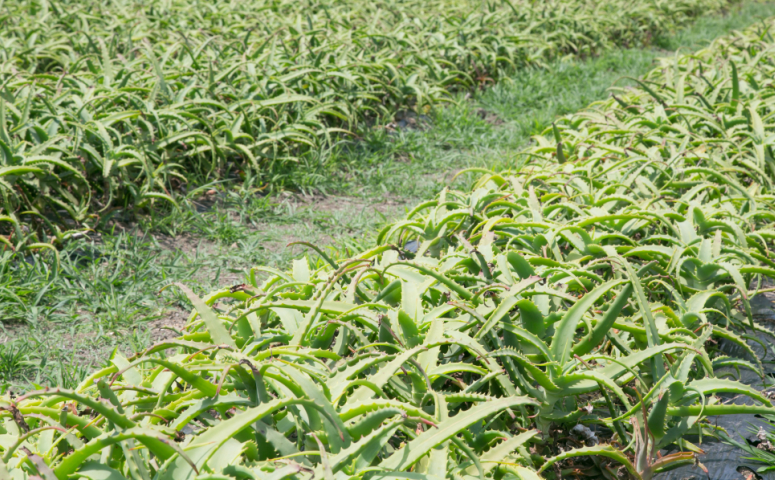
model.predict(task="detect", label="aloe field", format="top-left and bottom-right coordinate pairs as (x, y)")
top-left (6, 0), bottom-right (775, 479)
top-left (0, 0), bottom-right (733, 252)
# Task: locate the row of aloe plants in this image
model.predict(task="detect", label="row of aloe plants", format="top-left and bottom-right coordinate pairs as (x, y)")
top-left (5, 12), bottom-right (775, 480)
top-left (0, 0), bottom-right (730, 251)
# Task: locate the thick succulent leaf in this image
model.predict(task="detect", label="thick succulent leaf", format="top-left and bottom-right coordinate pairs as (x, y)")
top-left (379, 396), bottom-right (538, 470)
top-left (551, 279), bottom-right (626, 366)
top-left (538, 445), bottom-right (640, 478)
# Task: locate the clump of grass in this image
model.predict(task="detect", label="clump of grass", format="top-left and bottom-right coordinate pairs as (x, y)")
top-left (0, 340), bottom-right (32, 384)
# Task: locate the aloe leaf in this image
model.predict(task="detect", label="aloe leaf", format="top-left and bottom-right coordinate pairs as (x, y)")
top-left (501, 323), bottom-right (553, 360)
top-left (490, 349), bottom-right (561, 392)
top-left (511, 466), bottom-right (543, 480)
top-left (465, 429), bottom-right (538, 475)
top-left (55, 428), bottom-right (185, 479)
top-left (684, 378), bottom-right (772, 406)
top-left (539, 444), bottom-right (640, 478)
top-left (347, 346), bottom-right (426, 404)
top-left (69, 462), bottom-right (124, 480)
top-left (379, 396), bottom-right (538, 470)
top-left (368, 474), bottom-right (442, 480)
top-left (622, 259), bottom-right (664, 379)
top-left (573, 284), bottom-right (632, 356)
top-left (551, 279), bottom-right (626, 367)
top-left (475, 296), bottom-right (519, 340)
top-left (173, 283), bottom-right (235, 348)
top-left (730, 61), bottom-right (739, 106)
top-left (272, 363), bottom-right (351, 451)
top-left (170, 394), bottom-right (253, 431)
top-left (156, 398), bottom-right (319, 480)
top-left (384, 262), bottom-right (473, 301)
top-left (338, 420), bottom-right (402, 473)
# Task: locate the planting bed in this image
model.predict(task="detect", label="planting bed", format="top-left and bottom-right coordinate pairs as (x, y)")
top-left (0, 0), bottom-right (730, 252)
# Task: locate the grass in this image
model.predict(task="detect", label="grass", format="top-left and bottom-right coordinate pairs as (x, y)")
top-left (2, 0), bottom-right (775, 390)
